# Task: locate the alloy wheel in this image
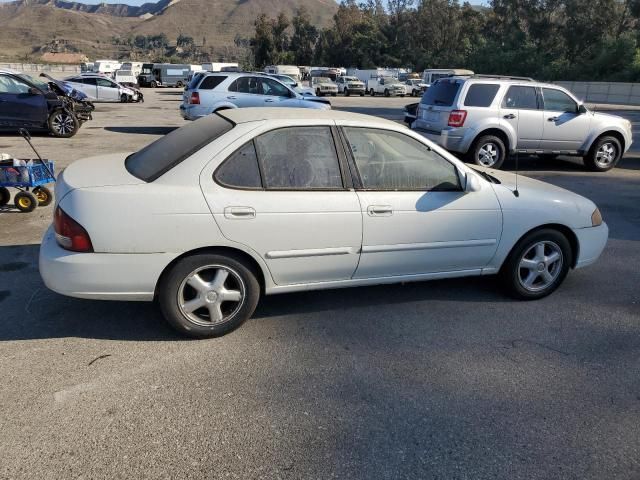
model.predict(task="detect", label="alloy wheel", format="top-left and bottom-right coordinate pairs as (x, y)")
top-left (595, 142), bottom-right (617, 168)
top-left (177, 264), bottom-right (245, 327)
top-left (477, 142), bottom-right (500, 167)
top-left (517, 241), bottom-right (563, 292)
top-left (52, 113), bottom-right (75, 135)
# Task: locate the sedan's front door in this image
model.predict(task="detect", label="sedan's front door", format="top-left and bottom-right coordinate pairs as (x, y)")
top-left (341, 127), bottom-right (501, 278)
top-left (202, 125), bottom-right (362, 285)
top-left (540, 87), bottom-right (592, 152)
top-left (96, 78), bottom-right (120, 102)
top-left (0, 74), bottom-right (48, 128)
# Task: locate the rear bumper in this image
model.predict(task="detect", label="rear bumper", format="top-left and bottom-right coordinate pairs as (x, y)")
top-left (39, 226), bottom-right (175, 301)
top-left (573, 223), bottom-right (608, 269)
top-left (413, 126), bottom-right (466, 153)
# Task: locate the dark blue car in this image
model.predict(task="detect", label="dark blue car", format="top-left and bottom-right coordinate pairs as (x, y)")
top-left (0, 70), bottom-right (93, 137)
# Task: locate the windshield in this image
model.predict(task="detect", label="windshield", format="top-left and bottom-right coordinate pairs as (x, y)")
top-left (141, 64), bottom-right (153, 74)
top-left (18, 73), bottom-right (48, 90)
top-left (314, 77), bottom-right (331, 83)
top-left (125, 114), bottom-right (233, 182)
top-left (275, 75), bottom-right (295, 85)
top-left (384, 78), bottom-right (400, 85)
top-left (343, 77), bottom-right (358, 82)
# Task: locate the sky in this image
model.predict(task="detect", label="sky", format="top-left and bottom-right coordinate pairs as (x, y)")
top-left (1, 0), bottom-right (488, 4)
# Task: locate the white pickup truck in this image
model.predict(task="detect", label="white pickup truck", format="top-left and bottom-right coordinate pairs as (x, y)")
top-left (367, 76), bottom-right (406, 97)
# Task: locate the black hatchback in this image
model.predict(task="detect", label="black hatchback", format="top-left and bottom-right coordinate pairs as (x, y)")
top-left (0, 70), bottom-right (93, 138)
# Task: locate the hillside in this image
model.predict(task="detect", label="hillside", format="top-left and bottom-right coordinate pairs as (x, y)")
top-left (0, 0), bottom-right (337, 61)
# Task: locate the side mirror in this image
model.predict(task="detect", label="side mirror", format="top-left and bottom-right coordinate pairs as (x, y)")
top-left (28, 87), bottom-right (41, 95)
top-left (465, 172), bottom-right (482, 192)
top-left (578, 104), bottom-right (588, 114)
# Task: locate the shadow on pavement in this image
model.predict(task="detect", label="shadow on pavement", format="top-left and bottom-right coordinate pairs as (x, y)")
top-left (103, 126), bottom-right (178, 135)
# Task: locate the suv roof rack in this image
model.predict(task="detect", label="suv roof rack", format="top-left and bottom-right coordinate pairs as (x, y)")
top-left (470, 74), bottom-right (535, 82)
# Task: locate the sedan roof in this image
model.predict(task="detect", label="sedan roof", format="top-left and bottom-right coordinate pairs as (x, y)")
top-left (218, 107), bottom-right (398, 127)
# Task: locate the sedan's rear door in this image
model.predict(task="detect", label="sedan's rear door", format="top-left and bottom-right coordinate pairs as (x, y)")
top-left (201, 123), bottom-right (362, 286)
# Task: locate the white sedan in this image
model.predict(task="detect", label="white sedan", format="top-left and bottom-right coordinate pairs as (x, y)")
top-left (64, 74), bottom-right (139, 102)
top-left (39, 108), bottom-right (608, 338)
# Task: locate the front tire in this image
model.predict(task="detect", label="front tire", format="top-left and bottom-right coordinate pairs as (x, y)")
top-left (384, 89), bottom-right (390, 97)
top-left (157, 253), bottom-right (260, 338)
top-left (48, 110), bottom-right (79, 138)
top-left (345, 88), bottom-right (350, 96)
top-left (370, 89), bottom-right (375, 96)
top-left (500, 229), bottom-right (572, 300)
top-left (14, 191), bottom-right (37, 212)
top-left (584, 136), bottom-right (621, 172)
top-left (468, 135), bottom-right (506, 169)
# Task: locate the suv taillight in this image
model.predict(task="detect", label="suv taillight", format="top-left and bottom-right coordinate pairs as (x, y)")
top-left (448, 110), bottom-right (467, 127)
top-left (54, 207), bottom-right (93, 252)
top-left (190, 92), bottom-right (200, 105)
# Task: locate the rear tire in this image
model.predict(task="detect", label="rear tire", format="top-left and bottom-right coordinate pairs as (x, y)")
top-left (468, 135), bottom-right (506, 169)
top-left (370, 89), bottom-right (375, 96)
top-left (384, 89), bottom-right (390, 97)
top-left (14, 191), bottom-right (37, 212)
top-left (33, 186), bottom-right (53, 206)
top-left (176, 81), bottom-right (183, 88)
top-left (584, 135), bottom-right (621, 172)
top-left (345, 88), bottom-right (350, 96)
top-left (157, 253), bottom-right (260, 338)
top-left (0, 187), bottom-right (10, 207)
top-left (500, 229), bottom-right (572, 300)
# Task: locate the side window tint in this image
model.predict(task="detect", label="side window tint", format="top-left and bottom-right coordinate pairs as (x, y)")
top-left (344, 127), bottom-right (461, 191)
top-left (0, 76), bottom-right (31, 94)
top-left (503, 86), bottom-right (538, 109)
top-left (254, 127), bottom-right (343, 189)
top-left (464, 83), bottom-right (500, 107)
top-left (83, 77), bottom-right (97, 86)
top-left (199, 76), bottom-right (227, 90)
top-left (260, 78), bottom-right (289, 97)
top-left (542, 88), bottom-right (577, 112)
top-left (229, 77), bottom-right (256, 94)
top-left (215, 141), bottom-right (262, 189)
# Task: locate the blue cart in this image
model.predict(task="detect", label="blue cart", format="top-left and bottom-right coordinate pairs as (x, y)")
top-left (0, 161), bottom-right (55, 212)
top-left (0, 129), bottom-right (55, 212)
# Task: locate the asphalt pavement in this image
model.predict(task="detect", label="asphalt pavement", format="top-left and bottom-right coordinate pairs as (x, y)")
top-left (0, 91), bottom-right (638, 479)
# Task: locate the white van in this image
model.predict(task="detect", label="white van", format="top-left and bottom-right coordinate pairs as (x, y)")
top-left (120, 62), bottom-right (144, 77)
top-left (264, 65), bottom-right (301, 82)
top-left (201, 62), bottom-right (239, 72)
top-left (93, 60), bottom-right (122, 75)
top-left (421, 69), bottom-right (474, 86)
top-left (114, 69), bottom-right (138, 85)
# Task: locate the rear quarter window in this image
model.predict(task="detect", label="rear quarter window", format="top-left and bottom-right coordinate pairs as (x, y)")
top-left (420, 80), bottom-right (461, 107)
top-left (198, 76), bottom-right (227, 90)
top-left (463, 83), bottom-right (500, 107)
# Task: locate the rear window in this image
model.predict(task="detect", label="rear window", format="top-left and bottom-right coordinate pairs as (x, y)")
top-left (125, 114), bottom-right (234, 182)
top-left (463, 83), bottom-right (500, 107)
top-left (187, 72), bottom-right (206, 89)
top-left (198, 75), bottom-right (227, 90)
top-left (420, 80), bottom-right (461, 107)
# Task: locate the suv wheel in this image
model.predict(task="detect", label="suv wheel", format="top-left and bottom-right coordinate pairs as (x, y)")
top-left (48, 110), bottom-right (79, 138)
top-left (584, 136), bottom-right (621, 172)
top-left (157, 253), bottom-right (260, 338)
top-left (345, 88), bottom-right (350, 96)
top-left (500, 229), bottom-right (571, 300)
top-left (469, 135), bottom-right (506, 169)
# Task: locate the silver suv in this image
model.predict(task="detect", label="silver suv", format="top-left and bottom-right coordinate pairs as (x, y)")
top-left (180, 72), bottom-right (330, 120)
top-left (412, 75), bottom-right (633, 171)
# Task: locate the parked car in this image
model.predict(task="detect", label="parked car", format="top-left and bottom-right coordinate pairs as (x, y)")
top-left (404, 78), bottom-right (428, 96)
top-left (412, 75), bottom-right (633, 171)
top-left (368, 77), bottom-right (405, 97)
top-left (0, 69), bottom-right (93, 138)
top-left (64, 74), bottom-right (141, 102)
top-left (311, 77), bottom-right (338, 97)
top-left (266, 73), bottom-right (315, 96)
top-left (40, 108), bottom-right (608, 338)
top-left (180, 72), bottom-right (330, 120)
top-left (336, 76), bottom-right (366, 96)
top-left (404, 102), bottom-right (418, 127)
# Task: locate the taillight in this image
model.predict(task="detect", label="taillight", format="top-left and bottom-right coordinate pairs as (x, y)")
top-left (189, 92), bottom-right (200, 105)
top-left (54, 207), bottom-right (93, 252)
top-left (448, 110), bottom-right (467, 127)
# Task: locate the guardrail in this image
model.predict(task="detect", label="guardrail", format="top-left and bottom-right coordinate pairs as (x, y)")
top-left (0, 63), bottom-right (80, 73)
top-left (555, 81), bottom-right (640, 106)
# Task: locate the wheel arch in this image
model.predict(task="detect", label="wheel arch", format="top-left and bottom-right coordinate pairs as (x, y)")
top-left (471, 127), bottom-right (512, 153)
top-left (501, 223), bottom-right (579, 271)
top-left (154, 246), bottom-right (268, 301)
top-left (587, 130), bottom-right (626, 154)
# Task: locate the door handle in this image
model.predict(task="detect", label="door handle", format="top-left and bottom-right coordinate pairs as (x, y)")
top-left (224, 206), bottom-right (256, 219)
top-left (227, 96), bottom-right (237, 100)
top-left (264, 99), bottom-right (275, 103)
top-left (548, 117), bottom-right (559, 122)
top-left (503, 114), bottom-right (516, 119)
top-left (367, 205), bottom-right (393, 216)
